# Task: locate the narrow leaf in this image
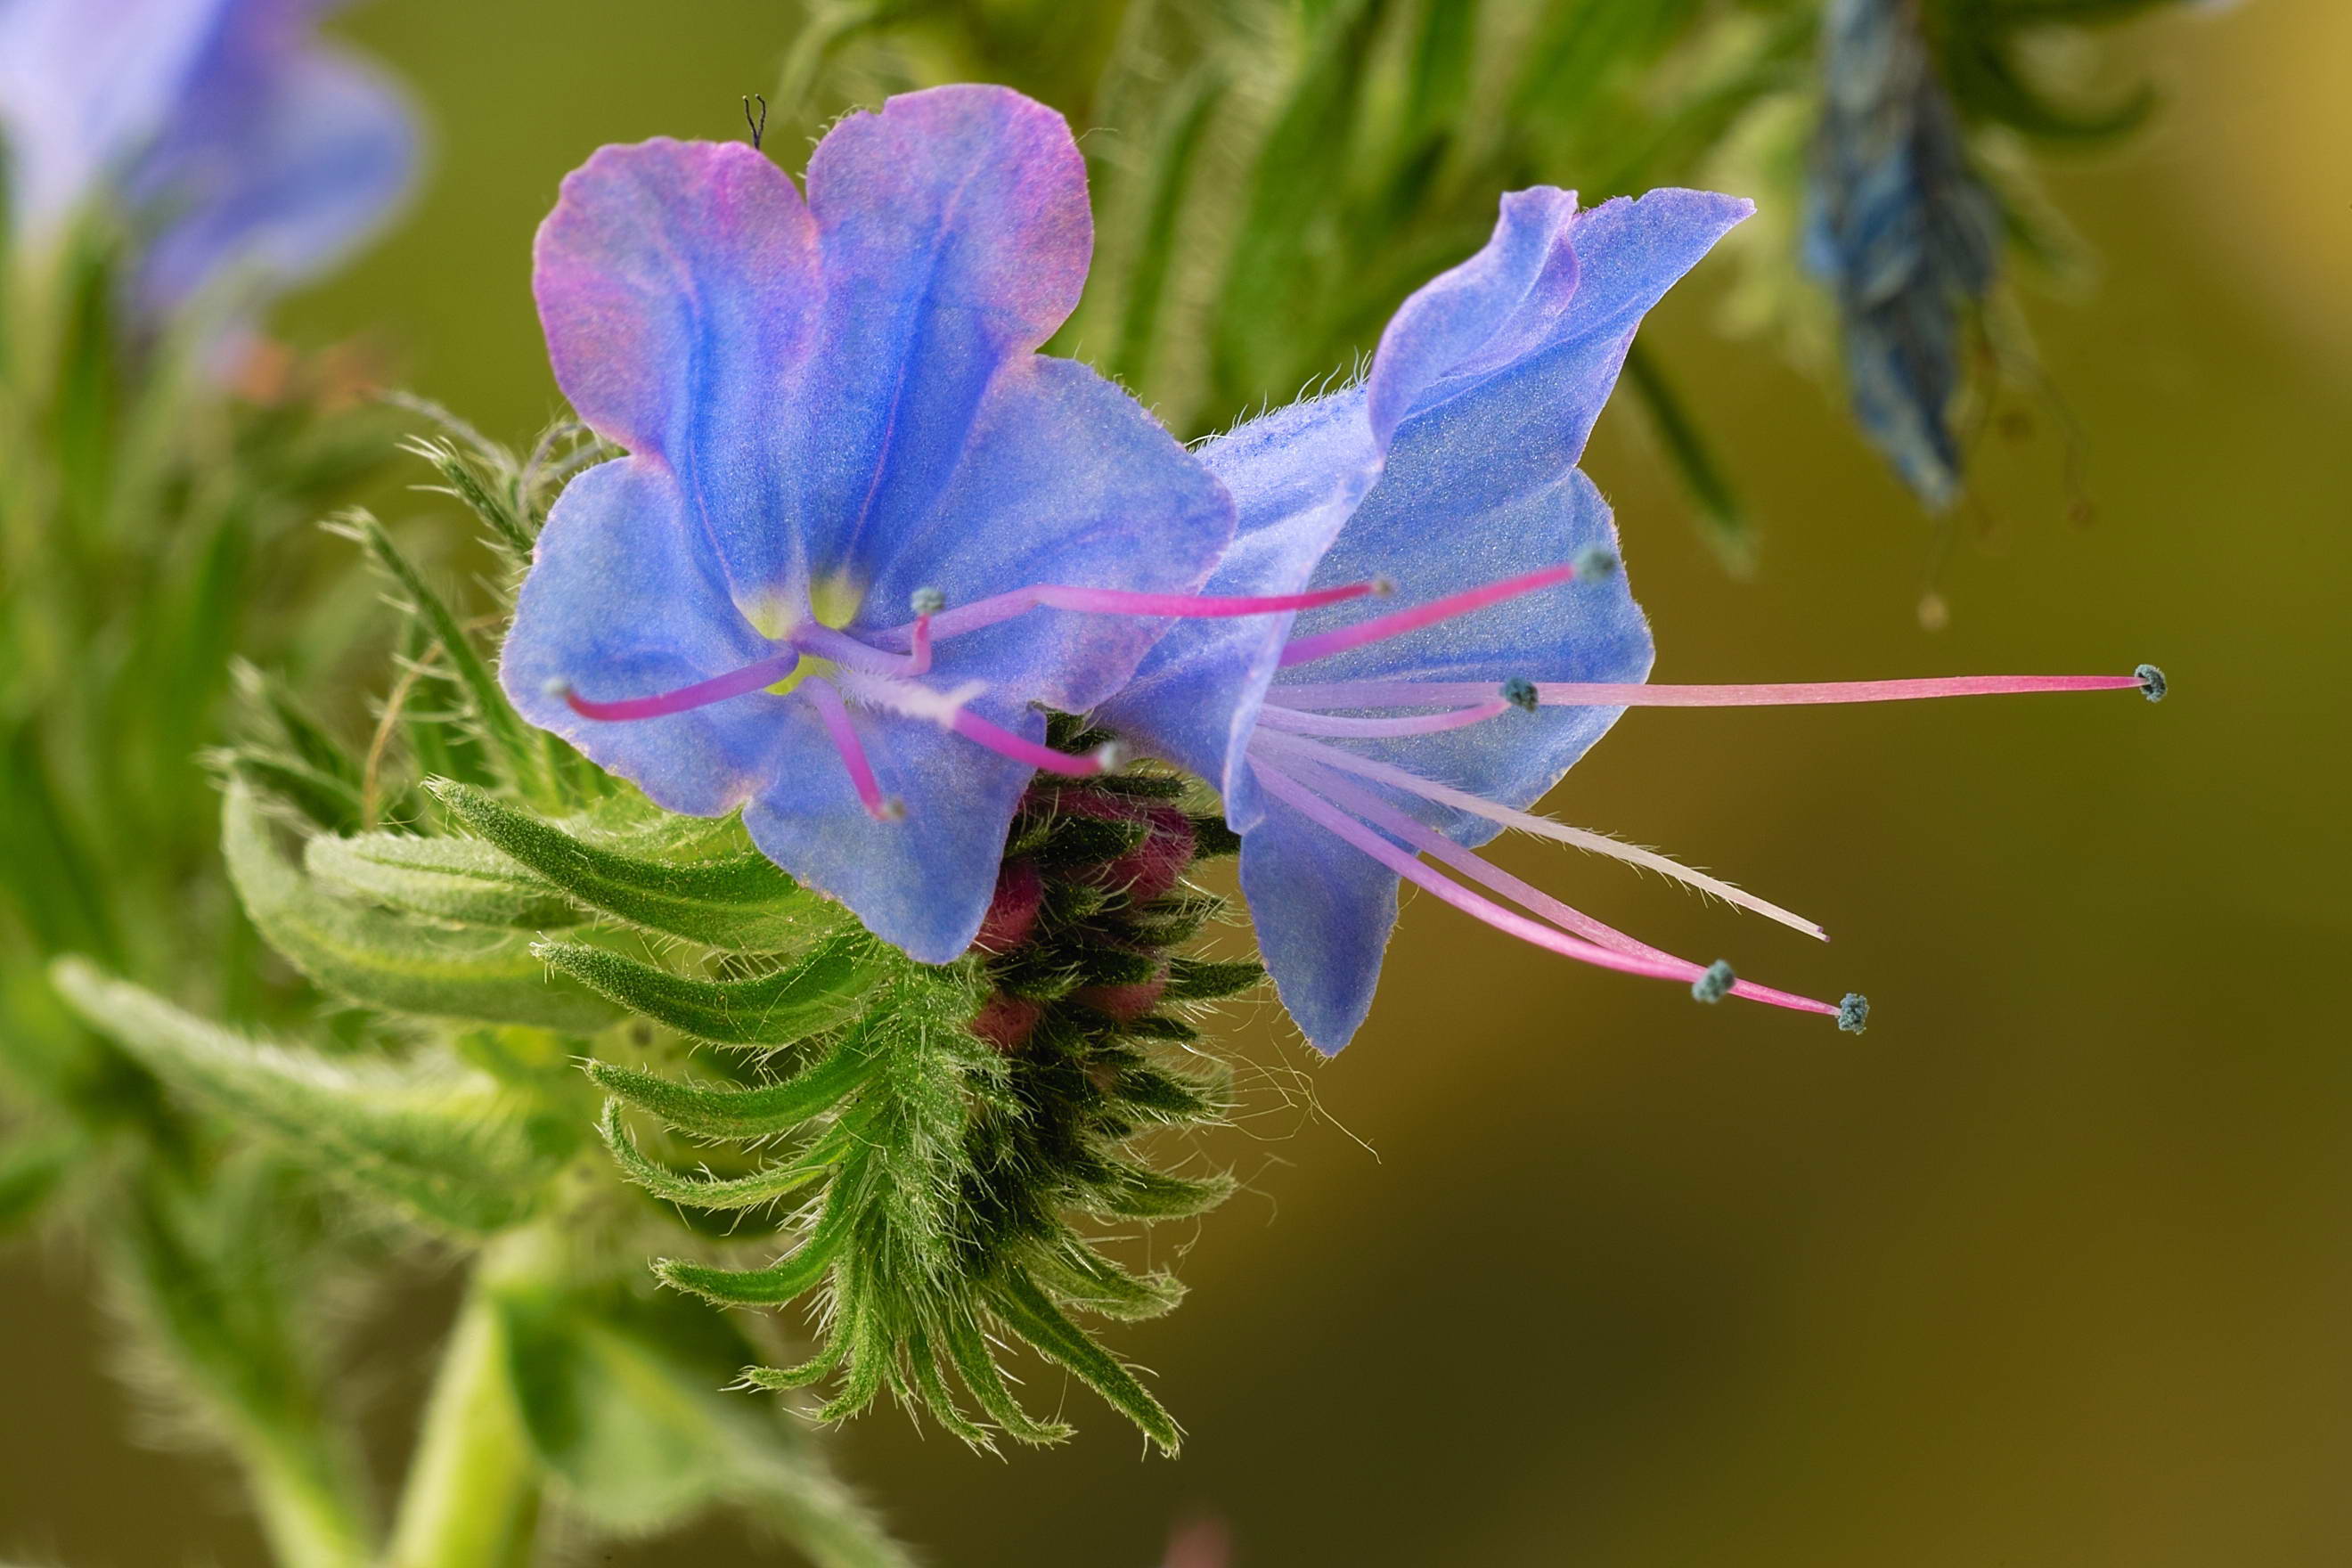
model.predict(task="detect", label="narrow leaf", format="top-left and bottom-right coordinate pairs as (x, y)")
top-left (434, 781), bottom-right (834, 952)
top-left (224, 781), bottom-right (621, 1032)
top-left (537, 928), bottom-right (886, 1046)
top-left (305, 830), bottom-right (582, 929)
top-left (585, 1042), bottom-right (876, 1141)
top-left (53, 960), bottom-right (564, 1233)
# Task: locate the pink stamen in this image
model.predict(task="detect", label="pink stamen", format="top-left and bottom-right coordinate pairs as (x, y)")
top-left (908, 608), bottom-right (935, 675)
top-left (559, 650), bottom-right (803, 722)
top-left (1273, 672), bottom-right (2156, 709)
top-left (1278, 564), bottom-right (1580, 669)
top-left (947, 709), bottom-right (1112, 778)
top-left (804, 680), bottom-right (899, 821)
top-left (1281, 754), bottom-right (1836, 1017)
top-left (1254, 759), bottom-right (1833, 1013)
top-left (1255, 699), bottom-right (1512, 739)
top-left (890, 579), bottom-right (1389, 648)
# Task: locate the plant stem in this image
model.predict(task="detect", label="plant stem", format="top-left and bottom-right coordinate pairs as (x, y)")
top-left (383, 1246), bottom-right (542, 1568)
top-left (238, 1424), bottom-right (375, 1568)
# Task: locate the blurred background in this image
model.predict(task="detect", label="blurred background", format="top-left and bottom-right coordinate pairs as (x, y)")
top-left (5, 1), bottom-right (2348, 1564)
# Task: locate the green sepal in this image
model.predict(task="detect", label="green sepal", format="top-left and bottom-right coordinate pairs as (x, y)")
top-left (401, 433), bottom-right (535, 560)
top-left (335, 510), bottom-right (559, 806)
top-left (52, 959), bottom-right (568, 1234)
top-left (305, 830), bottom-right (583, 929)
top-left (986, 1270), bottom-right (1181, 1455)
top-left (1080, 1161), bottom-right (1236, 1221)
top-left (224, 782), bottom-right (622, 1033)
top-left (654, 1182), bottom-right (855, 1306)
top-left (600, 1099), bottom-right (864, 1212)
top-left (585, 1041), bottom-right (877, 1142)
top-left (537, 928), bottom-right (886, 1047)
top-left (1161, 957), bottom-right (1262, 1001)
top-left (433, 782), bottom-right (836, 953)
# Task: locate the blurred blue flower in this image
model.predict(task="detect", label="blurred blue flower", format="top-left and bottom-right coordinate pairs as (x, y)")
top-left (501, 86), bottom-right (1258, 963)
top-left (0, 0), bottom-right (419, 330)
top-left (1805, 0), bottom-right (2004, 508)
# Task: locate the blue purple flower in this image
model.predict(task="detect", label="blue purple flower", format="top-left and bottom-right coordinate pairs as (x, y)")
top-left (0, 0), bottom-right (419, 327)
top-left (1098, 184), bottom-right (2152, 1051)
top-left (499, 86), bottom-right (1379, 963)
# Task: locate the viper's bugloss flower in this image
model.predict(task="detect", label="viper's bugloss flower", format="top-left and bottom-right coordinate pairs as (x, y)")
top-left (0, 0), bottom-right (418, 324)
top-left (502, 86), bottom-right (1384, 964)
top-left (1805, 0), bottom-right (2003, 508)
top-left (1099, 185), bottom-right (2158, 1052)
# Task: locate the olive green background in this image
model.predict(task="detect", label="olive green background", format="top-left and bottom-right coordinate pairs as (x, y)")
top-left (5, 2), bottom-right (2348, 1564)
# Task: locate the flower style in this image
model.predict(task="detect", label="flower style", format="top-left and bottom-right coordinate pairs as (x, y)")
top-left (0, 0), bottom-right (418, 325)
top-left (501, 86), bottom-right (1384, 963)
top-left (1098, 185), bottom-right (2157, 1052)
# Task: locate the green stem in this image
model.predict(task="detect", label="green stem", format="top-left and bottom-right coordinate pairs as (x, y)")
top-left (238, 1425), bottom-right (375, 1568)
top-left (383, 1247), bottom-right (542, 1568)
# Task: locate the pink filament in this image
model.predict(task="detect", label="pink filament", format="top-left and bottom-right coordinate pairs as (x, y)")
top-left (562, 650), bottom-right (804, 722)
top-left (906, 578), bottom-right (1387, 647)
top-left (1280, 755), bottom-right (1836, 1017)
top-left (804, 680), bottom-right (895, 821)
top-left (1255, 699), bottom-right (1512, 739)
top-left (1277, 563), bottom-right (1580, 669)
top-left (1254, 759), bottom-right (1820, 1003)
top-left (1273, 673), bottom-right (2152, 710)
top-left (947, 708), bottom-right (1108, 777)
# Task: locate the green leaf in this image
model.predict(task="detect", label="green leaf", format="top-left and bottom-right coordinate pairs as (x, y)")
top-left (586, 1041), bottom-right (878, 1141)
top-left (537, 927), bottom-right (886, 1046)
top-left (1161, 957), bottom-right (1263, 1001)
top-left (53, 959), bottom-right (568, 1233)
top-left (0, 1127), bottom-right (79, 1236)
top-left (434, 781), bottom-right (837, 952)
top-left (305, 830), bottom-right (583, 930)
top-left (495, 1283), bottom-right (912, 1564)
top-left (224, 782), bottom-right (623, 1033)
top-left (1621, 343), bottom-right (1756, 577)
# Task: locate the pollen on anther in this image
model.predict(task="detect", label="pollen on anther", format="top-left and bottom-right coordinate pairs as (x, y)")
top-left (1093, 740), bottom-right (1127, 772)
top-left (911, 586), bottom-right (946, 617)
top-left (1368, 576), bottom-right (1398, 597)
top-left (2135, 663), bottom-right (2167, 703)
top-left (1573, 547), bottom-right (1619, 580)
top-left (1501, 676), bottom-right (1539, 713)
top-left (1837, 992), bottom-right (1870, 1033)
top-left (1691, 959), bottom-right (1735, 1004)
top-left (541, 677), bottom-right (570, 698)
top-left (878, 797), bottom-right (909, 822)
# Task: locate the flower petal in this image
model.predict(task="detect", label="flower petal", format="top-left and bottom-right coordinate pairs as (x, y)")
top-left (132, 43), bottom-right (418, 316)
top-left (1095, 388), bottom-right (1377, 829)
top-left (797, 83), bottom-right (1093, 586)
top-left (0, 0), bottom-right (230, 242)
top-left (741, 700), bottom-right (1041, 965)
top-left (532, 137), bottom-right (823, 607)
top-left (872, 355), bottom-right (1234, 715)
top-left (499, 459), bottom-right (788, 820)
top-left (1278, 468), bottom-right (1651, 826)
top-left (1236, 777), bottom-right (1404, 1054)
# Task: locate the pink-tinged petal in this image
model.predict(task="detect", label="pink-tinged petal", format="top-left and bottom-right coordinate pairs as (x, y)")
top-left (796, 84), bottom-right (1094, 581)
top-left (532, 137), bottom-right (822, 601)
